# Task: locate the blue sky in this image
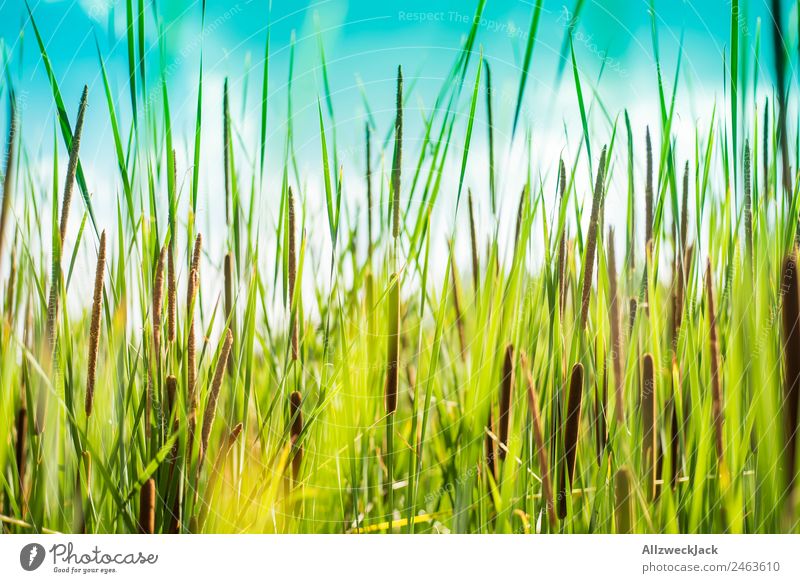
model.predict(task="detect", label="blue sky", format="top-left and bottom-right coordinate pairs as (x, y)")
top-left (0, 0), bottom-right (795, 278)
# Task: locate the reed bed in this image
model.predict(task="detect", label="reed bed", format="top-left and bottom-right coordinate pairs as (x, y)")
top-left (1, 0), bottom-right (800, 535)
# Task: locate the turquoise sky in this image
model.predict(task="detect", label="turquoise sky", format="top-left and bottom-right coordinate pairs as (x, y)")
top-left (0, 0), bottom-right (795, 269)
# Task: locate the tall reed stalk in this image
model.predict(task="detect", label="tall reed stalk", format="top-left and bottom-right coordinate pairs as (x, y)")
top-left (579, 147), bottom-right (607, 328)
top-left (704, 260), bottom-right (725, 463)
top-left (607, 227), bottom-right (624, 424)
top-left (138, 479), bottom-right (155, 534)
top-left (521, 351), bottom-right (556, 527)
top-left (641, 353), bottom-right (656, 500)
top-left (781, 252), bottom-right (800, 494)
top-left (85, 231), bottom-right (106, 418)
top-left (0, 95), bottom-right (17, 270)
top-left (558, 362), bottom-right (583, 519)
top-left (498, 343), bottom-right (514, 461)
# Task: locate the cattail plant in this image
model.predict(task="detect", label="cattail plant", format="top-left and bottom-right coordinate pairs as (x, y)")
top-left (166, 374), bottom-right (178, 417)
top-left (614, 465), bottom-right (634, 533)
top-left (485, 409), bottom-right (497, 483)
top-left (74, 450), bottom-right (91, 533)
top-left (385, 273), bottom-right (401, 414)
top-left (190, 233), bottom-right (202, 277)
top-left (85, 231), bottom-right (106, 418)
top-left (498, 343), bottom-right (514, 461)
top-left (47, 88), bottom-right (88, 352)
top-left (557, 158), bottom-right (567, 315)
top-left (15, 406), bottom-right (26, 494)
top-left (645, 126), bottom-right (653, 245)
top-left (167, 243), bottom-right (176, 343)
top-left (521, 351), bottom-right (556, 527)
top-left (704, 260), bottom-right (725, 463)
top-left (669, 390), bottom-right (681, 489)
top-left (579, 146), bottom-right (607, 328)
top-left (187, 268), bottom-right (199, 431)
top-left (641, 353), bottom-right (657, 500)
top-left (288, 187), bottom-right (298, 360)
top-left (607, 227), bottom-right (624, 424)
top-left (138, 478), bottom-right (155, 534)
top-left (289, 391), bottom-right (303, 481)
top-left (558, 362), bottom-right (584, 519)
top-left (594, 349), bottom-right (608, 463)
top-left (680, 161), bottom-right (690, 260)
top-left (781, 252), bottom-right (800, 493)
top-left (391, 65), bottom-right (403, 240)
top-left (224, 251), bottom-right (235, 374)
top-left (152, 245), bottom-right (166, 368)
top-left (200, 329), bottom-right (234, 461)
top-left (0, 94), bottom-right (17, 271)
top-left (468, 190), bottom-right (480, 291)
top-left (58, 86), bottom-right (88, 244)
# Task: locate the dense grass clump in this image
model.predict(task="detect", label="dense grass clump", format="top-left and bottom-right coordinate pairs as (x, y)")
top-left (2, 0), bottom-right (800, 534)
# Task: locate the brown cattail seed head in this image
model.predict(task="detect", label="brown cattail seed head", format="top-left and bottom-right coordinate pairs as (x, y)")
top-left (391, 65), bottom-right (403, 239)
top-left (15, 406), bottom-right (27, 492)
top-left (85, 230), bottom-right (106, 418)
top-left (190, 233), bottom-right (202, 275)
top-left (497, 343), bottom-right (514, 461)
top-left (641, 353), bottom-right (657, 500)
top-left (138, 478), bottom-right (155, 534)
top-left (781, 252), bottom-right (800, 493)
top-left (166, 374), bottom-right (177, 416)
top-left (167, 245), bottom-right (176, 343)
top-left (289, 391), bottom-right (303, 479)
top-left (558, 362), bottom-right (584, 519)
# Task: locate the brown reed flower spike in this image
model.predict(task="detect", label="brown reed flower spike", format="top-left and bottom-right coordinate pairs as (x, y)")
top-left (391, 65), bottom-right (402, 239)
top-left (781, 252), bottom-right (800, 493)
top-left (138, 478), bottom-right (155, 534)
top-left (607, 227), bottom-right (624, 424)
top-left (641, 352), bottom-right (657, 500)
top-left (289, 391), bottom-right (303, 481)
top-left (85, 231), bottom-right (106, 417)
top-left (579, 146), bottom-right (607, 328)
top-left (498, 343), bottom-right (514, 461)
top-left (558, 362), bottom-right (584, 519)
